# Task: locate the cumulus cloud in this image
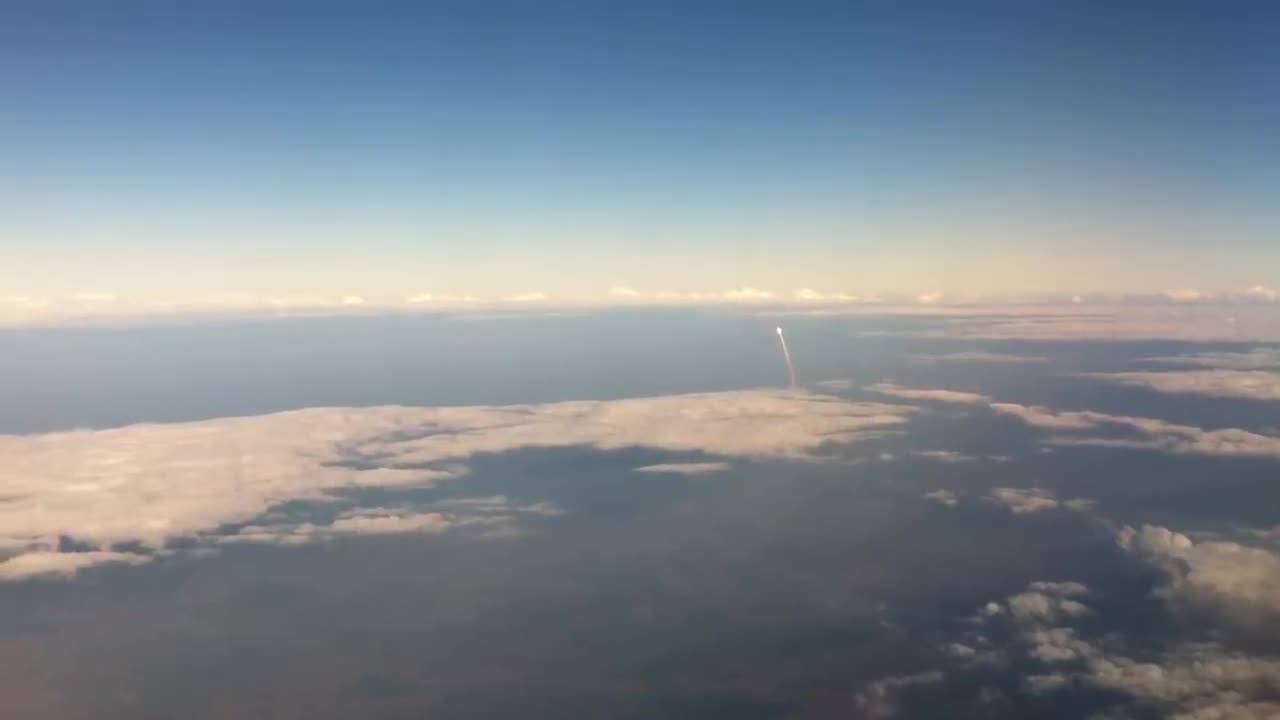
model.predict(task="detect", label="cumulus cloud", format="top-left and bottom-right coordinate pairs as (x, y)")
top-left (633, 462), bottom-right (733, 476)
top-left (910, 351), bottom-right (1048, 364)
top-left (1119, 525), bottom-right (1280, 633)
top-left (0, 390), bottom-right (912, 579)
top-left (866, 382), bottom-right (991, 405)
top-left (984, 488), bottom-right (1094, 516)
top-left (865, 576), bottom-right (1280, 720)
top-left (986, 488), bottom-right (1061, 515)
top-left (1088, 370), bottom-right (1280, 402)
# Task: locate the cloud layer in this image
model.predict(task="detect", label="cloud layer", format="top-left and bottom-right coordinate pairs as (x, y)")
top-left (1089, 370), bottom-right (1280, 402)
top-left (0, 390), bottom-right (910, 580)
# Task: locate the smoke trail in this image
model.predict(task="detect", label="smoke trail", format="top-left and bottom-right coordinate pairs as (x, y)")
top-left (775, 326), bottom-right (798, 389)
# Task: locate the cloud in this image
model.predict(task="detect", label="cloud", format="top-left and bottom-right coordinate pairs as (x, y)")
top-left (912, 450), bottom-right (979, 463)
top-left (405, 293), bottom-right (480, 304)
top-left (1, 296), bottom-right (49, 308)
top-left (992, 402), bottom-right (1280, 458)
top-left (342, 295), bottom-right (365, 305)
top-left (0, 390), bottom-right (912, 579)
top-left (1088, 370), bottom-right (1280, 401)
top-left (984, 488), bottom-right (1093, 515)
top-left (910, 351), bottom-right (1048, 364)
top-left (222, 505), bottom-right (526, 545)
top-left (1119, 525), bottom-right (1280, 633)
top-left (855, 670), bottom-right (944, 718)
top-left (633, 462), bottom-right (733, 476)
top-left (867, 382), bottom-right (991, 405)
top-left (503, 292), bottom-right (547, 303)
top-left (722, 287), bottom-right (775, 301)
top-left (1164, 289), bottom-right (1206, 303)
top-left (1144, 348), bottom-right (1280, 370)
top-left (987, 488), bottom-right (1061, 515)
top-left (792, 288), bottom-right (860, 302)
top-left (608, 286), bottom-right (641, 298)
top-left (1241, 285), bottom-right (1277, 301)
top-left (0, 550), bottom-right (150, 581)
top-left (923, 489), bottom-right (959, 506)
top-left (870, 577), bottom-right (1280, 720)
top-left (916, 291), bottom-right (944, 304)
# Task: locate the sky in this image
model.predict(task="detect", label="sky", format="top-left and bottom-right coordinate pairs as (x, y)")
top-left (1, 1), bottom-right (1277, 312)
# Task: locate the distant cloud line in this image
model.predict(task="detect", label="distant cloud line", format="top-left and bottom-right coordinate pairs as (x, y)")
top-left (1, 285), bottom-right (1276, 327)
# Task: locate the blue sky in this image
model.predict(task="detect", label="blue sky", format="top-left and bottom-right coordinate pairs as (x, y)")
top-left (2, 1), bottom-right (1277, 309)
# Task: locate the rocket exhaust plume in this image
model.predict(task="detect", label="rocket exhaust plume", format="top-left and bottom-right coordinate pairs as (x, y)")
top-left (775, 326), bottom-right (798, 389)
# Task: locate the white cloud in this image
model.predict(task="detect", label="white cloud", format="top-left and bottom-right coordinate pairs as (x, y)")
top-left (1165, 289), bottom-right (1206, 303)
top-left (916, 291), bottom-right (943, 304)
top-left (923, 489), bottom-right (959, 506)
top-left (1088, 370), bottom-right (1280, 401)
top-left (792, 288), bottom-right (860, 302)
top-left (987, 488), bottom-right (1059, 514)
top-left (503, 292), bottom-right (547, 303)
top-left (962, 580), bottom-right (1280, 719)
top-left (985, 488), bottom-right (1095, 515)
top-left (912, 450), bottom-right (978, 463)
top-left (1119, 525), bottom-right (1280, 633)
top-left (608, 286), bottom-right (640, 298)
top-left (1, 296), bottom-right (48, 308)
top-left (405, 293), bottom-right (481, 304)
top-left (223, 507), bottom-right (518, 545)
top-left (633, 462), bottom-right (733, 476)
top-left (1145, 348), bottom-right (1280, 370)
top-left (992, 402), bottom-right (1280, 458)
top-left (722, 287), bottom-right (775, 301)
top-left (342, 295), bottom-right (365, 305)
top-left (855, 670), bottom-right (944, 718)
top-left (867, 382), bottom-right (990, 405)
top-left (0, 390), bottom-right (912, 579)
top-left (990, 403), bottom-right (1104, 430)
top-left (1241, 285), bottom-right (1277, 301)
top-left (910, 351), bottom-right (1048, 364)
top-left (0, 551), bottom-right (150, 581)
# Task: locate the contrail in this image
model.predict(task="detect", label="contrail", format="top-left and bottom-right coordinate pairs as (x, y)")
top-left (775, 326), bottom-right (798, 389)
